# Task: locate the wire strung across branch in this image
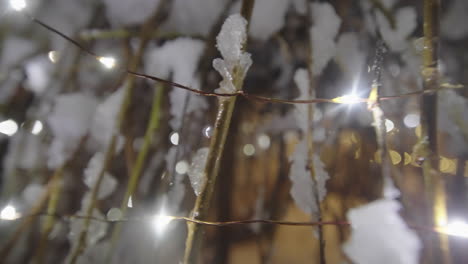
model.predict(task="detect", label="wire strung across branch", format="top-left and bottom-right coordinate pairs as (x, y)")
top-left (0, 212), bottom-right (446, 237)
top-left (23, 12), bottom-right (465, 106)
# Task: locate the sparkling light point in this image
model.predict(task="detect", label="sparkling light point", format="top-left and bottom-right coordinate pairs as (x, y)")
top-left (31, 120), bottom-right (43, 135)
top-left (385, 119), bottom-right (394, 133)
top-left (152, 209), bottom-right (174, 234)
top-left (10, 0), bottom-right (26, 11)
top-left (170, 132), bottom-right (179, 145)
top-left (0, 119), bottom-right (18, 136)
top-left (98, 56), bottom-right (116, 69)
top-left (0, 205), bottom-right (21, 220)
top-left (48, 51), bottom-right (59, 63)
top-left (243, 144), bottom-right (255, 156)
top-left (439, 220), bottom-right (468, 238)
top-left (332, 94), bottom-right (363, 105)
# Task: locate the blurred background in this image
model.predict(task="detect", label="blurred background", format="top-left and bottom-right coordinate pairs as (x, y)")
top-left (0, 0), bottom-right (467, 263)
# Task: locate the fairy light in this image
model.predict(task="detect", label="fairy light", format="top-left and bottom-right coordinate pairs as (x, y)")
top-left (10, 0), bottom-right (26, 11)
top-left (98, 56), bottom-right (116, 69)
top-left (152, 208), bottom-right (174, 234)
top-left (332, 94), bottom-right (364, 105)
top-left (438, 220), bottom-right (468, 238)
top-left (0, 205), bottom-right (21, 220)
top-left (0, 119), bottom-right (18, 136)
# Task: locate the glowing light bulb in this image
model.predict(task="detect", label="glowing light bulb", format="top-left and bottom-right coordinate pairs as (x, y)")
top-left (31, 120), bottom-right (43, 135)
top-left (0, 205), bottom-right (20, 220)
top-left (439, 220), bottom-right (468, 238)
top-left (10, 0), bottom-right (26, 11)
top-left (332, 94), bottom-right (363, 105)
top-left (98, 56), bottom-right (116, 69)
top-left (0, 119), bottom-right (18, 136)
top-left (152, 209), bottom-right (174, 234)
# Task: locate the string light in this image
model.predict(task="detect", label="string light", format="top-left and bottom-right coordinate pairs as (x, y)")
top-left (9, 0), bottom-right (26, 11)
top-left (0, 119), bottom-right (18, 136)
top-left (152, 208), bottom-right (174, 234)
top-left (438, 220), bottom-right (468, 238)
top-left (332, 94), bottom-right (364, 105)
top-left (0, 205), bottom-right (21, 220)
top-left (98, 56), bottom-right (116, 69)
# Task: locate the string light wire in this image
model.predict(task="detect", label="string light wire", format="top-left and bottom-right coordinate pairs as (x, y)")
top-left (17, 12), bottom-right (464, 106)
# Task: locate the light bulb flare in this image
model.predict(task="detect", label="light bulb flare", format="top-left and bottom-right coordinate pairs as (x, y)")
top-left (98, 56), bottom-right (116, 69)
top-left (10, 0), bottom-right (26, 11)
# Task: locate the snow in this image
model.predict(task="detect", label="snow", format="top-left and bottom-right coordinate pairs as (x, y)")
top-left (438, 90), bottom-right (468, 156)
top-left (442, 0), bottom-right (468, 40)
top-left (102, 0), bottom-right (161, 26)
top-left (25, 55), bottom-right (53, 94)
top-left (163, 0), bottom-right (228, 36)
top-left (187, 147), bottom-right (209, 196)
top-left (145, 38), bottom-right (207, 131)
top-left (22, 183), bottom-right (45, 208)
top-left (289, 139), bottom-right (329, 216)
top-left (376, 7), bottom-right (417, 52)
top-left (0, 36), bottom-right (35, 71)
top-left (47, 93), bottom-right (98, 168)
top-left (67, 193), bottom-right (108, 261)
top-left (83, 152), bottom-right (117, 200)
top-left (309, 2), bottom-right (342, 76)
top-left (343, 199), bottom-right (421, 264)
top-left (249, 0), bottom-right (290, 41)
top-left (293, 69), bottom-right (310, 134)
top-left (216, 14), bottom-right (249, 66)
top-left (89, 87), bottom-right (125, 152)
top-left (214, 14), bottom-right (252, 93)
top-left (335, 33), bottom-right (365, 80)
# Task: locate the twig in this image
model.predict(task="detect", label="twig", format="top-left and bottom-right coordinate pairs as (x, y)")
top-left (183, 2), bottom-right (256, 263)
top-left (420, 0), bottom-right (450, 263)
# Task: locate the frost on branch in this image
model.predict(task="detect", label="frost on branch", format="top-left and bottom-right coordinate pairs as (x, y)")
top-left (187, 147), bottom-right (209, 196)
top-left (83, 152), bottom-right (117, 200)
top-left (47, 93), bottom-right (98, 168)
top-left (343, 199), bottom-right (421, 264)
top-left (309, 2), bottom-right (342, 76)
top-left (213, 14), bottom-right (252, 94)
top-left (289, 139), bottom-right (329, 216)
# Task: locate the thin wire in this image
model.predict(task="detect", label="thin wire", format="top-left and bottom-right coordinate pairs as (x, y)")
top-left (23, 12), bottom-right (463, 106)
top-left (1, 212), bottom-right (447, 236)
